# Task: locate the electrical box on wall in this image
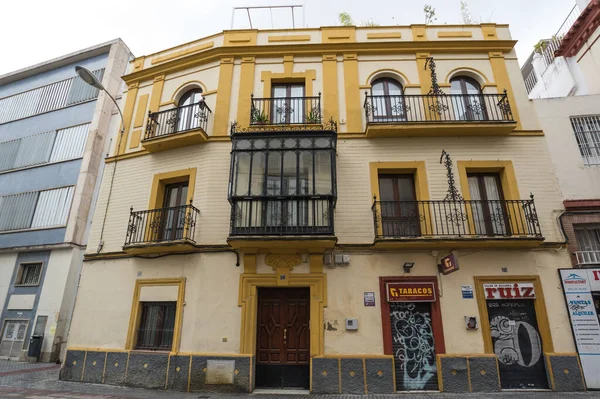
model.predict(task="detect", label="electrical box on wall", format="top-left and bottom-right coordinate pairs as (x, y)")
top-left (334, 254), bottom-right (350, 265)
top-left (345, 318), bottom-right (358, 330)
top-left (465, 316), bottom-right (478, 330)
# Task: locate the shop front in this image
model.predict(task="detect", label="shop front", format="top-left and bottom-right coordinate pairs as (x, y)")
top-left (475, 277), bottom-right (550, 390)
top-left (379, 276), bottom-right (445, 391)
top-left (559, 268), bottom-right (600, 389)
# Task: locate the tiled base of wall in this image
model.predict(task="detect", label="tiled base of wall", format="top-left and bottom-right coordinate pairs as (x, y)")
top-left (59, 350), bottom-right (585, 393)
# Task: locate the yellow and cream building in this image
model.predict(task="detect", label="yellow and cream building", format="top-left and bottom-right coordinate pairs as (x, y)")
top-left (60, 24), bottom-right (585, 393)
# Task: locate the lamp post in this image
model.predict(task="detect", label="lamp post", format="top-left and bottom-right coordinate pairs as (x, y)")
top-left (75, 66), bottom-right (124, 133)
top-left (75, 65), bottom-right (126, 253)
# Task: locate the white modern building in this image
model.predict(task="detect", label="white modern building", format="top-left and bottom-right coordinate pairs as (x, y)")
top-left (0, 40), bottom-right (131, 362)
top-left (522, 0), bottom-right (600, 389)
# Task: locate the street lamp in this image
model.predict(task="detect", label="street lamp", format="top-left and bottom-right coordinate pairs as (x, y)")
top-left (75, 66), bottom-right (124, 133)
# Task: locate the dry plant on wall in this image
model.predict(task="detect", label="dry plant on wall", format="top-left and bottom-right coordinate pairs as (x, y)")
top-left (338, 11), bottom-right (380, 26)
top-left (424, 4), bottom-right (437, 24)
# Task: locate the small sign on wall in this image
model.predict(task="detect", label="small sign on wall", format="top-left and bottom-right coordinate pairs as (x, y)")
top-left (364, 292), bottom-right (375, 306)
top-left (439, 253), bottom-right (459, 275)
top-left (461, 285), bottom-right (474, 299)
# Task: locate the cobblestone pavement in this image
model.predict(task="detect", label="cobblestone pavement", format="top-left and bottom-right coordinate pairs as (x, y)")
top-left (0, 361), bottom-right (599, 399)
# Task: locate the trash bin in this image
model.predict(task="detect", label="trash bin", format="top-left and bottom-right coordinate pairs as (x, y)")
top-left (28, 334), bottom-right (44, 360)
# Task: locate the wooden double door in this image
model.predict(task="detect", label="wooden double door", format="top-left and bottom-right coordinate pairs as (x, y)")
top-left (256, 288), bottom-right (310, 389)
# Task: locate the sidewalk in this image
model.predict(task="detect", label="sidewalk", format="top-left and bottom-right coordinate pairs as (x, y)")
top-left (0, 360), bottom-right (598, 399)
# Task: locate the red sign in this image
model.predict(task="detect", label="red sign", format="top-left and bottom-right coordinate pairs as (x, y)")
top-left (439, 253), bottom-right (459, 275)
top-left (387, 282), bottom-right (436, 302)
top-left (483, 283), bottom-right (535, 300)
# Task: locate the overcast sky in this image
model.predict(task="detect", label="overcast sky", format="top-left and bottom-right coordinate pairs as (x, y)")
top-left (0, 0), bottom-right (576, 76)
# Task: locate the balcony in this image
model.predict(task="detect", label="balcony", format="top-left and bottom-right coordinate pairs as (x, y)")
top-left (363, 92), bottom-right (517, 137)
top-left (371, 198), bottom-right (543, 249)
top-left (142, 101), bottom-right (211, 152)
top-left (227, 130), bottom-right (337, 252)
top-left (575, 251), bottom-right (600, 266)
top-left (123, 204), bottom-right (199, 254)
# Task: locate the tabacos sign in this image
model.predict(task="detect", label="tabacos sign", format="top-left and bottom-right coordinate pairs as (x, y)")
top-left (483, 283), bottom-right (535, 300)
top-left (387, 282), bottom-right (436, 302)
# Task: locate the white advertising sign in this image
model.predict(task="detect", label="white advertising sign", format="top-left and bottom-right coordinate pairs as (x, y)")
top-left (560, 269), bottom-right (600, 389)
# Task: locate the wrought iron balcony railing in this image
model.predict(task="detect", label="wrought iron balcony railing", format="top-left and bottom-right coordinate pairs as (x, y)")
top-left (372, 198), bottom-right (541, 239)
top-left (125, 204), bottom-right (199, 246)
top-left (250, 94), bottom-right (322, 126)
top-left (230, 196), bottom-right (335, 236)
top-left (145, 101), bottom-right (211, 140)
top-left (575, 251), bottom-right (600, 266)
top-left (364, 92), bottom-right (514, 124)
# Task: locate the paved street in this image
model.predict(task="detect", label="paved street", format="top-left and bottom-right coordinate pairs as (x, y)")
top-left (0, 360), bottom-right (600, 399)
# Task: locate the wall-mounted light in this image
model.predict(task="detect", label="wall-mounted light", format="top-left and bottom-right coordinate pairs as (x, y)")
top-left (403, 262), bottom-right (415, 273)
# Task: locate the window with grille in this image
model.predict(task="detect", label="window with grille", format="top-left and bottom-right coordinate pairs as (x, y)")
top-left (575, 225), bottom-right (600, 251)
top-left (135, 302), bottom-right (176, 351)
top-left (15, 262), bottom-right (43, 285)
top-left (571, 116), bottom-right (600, 166)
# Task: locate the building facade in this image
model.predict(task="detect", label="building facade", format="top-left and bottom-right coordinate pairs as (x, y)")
top-left (0, 40), bottom-right (131, 362)
top-left (61, 25), bottom-right (583, 393)
top-left (525, 0), bottom-right (600, 389)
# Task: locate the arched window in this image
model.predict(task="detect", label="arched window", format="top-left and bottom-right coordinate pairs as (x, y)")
top-left (178, 88), bottom-right (204, 107)
top-left (176, 88), bottom-right (204, 132)
top-left (369, 78), bottom-right (407, 122)
top-left (450, 76), bottom-right (487, 121)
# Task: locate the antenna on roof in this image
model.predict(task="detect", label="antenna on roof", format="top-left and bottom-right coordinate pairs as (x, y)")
top-left (231, 5), bottom-right (305, 30)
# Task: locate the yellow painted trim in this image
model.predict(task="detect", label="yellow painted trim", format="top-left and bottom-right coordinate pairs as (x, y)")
top-left (133, 94), bottom-right (149, 129)
top-left (129, 129), bottom-right (142, 149)
top-left (444, 66), bottom-right (490, 85)
top-left (322, 54), bottom-right (339, 123)
top-left (243, 254), bottom-right (257, 274)
top-left (148, 168), bottom-right (197, 210)
top-left (364, 68), bottom-right (413, 86)
top-left (456, 160), bottom-right (520, 201)
top-left (415, 52), bottom-right (432, 95)
top-left (373, 238), bottom-right (544, 250)
top-left (369, 161), bottom-right (430, 237)
top-left (159, 101), bottom-right (176, 108)
top-left (165, 354), bottom-right (171, 389)
top-left (268, 35), bottom-right (311, 42)
top-left (411, 25), bottom-right (427, 41)
top-left (363, 358), bottom-right (368, 394)
top-left (117, 83), bottom-right (139, 155)
top-left (224, 30), bottom-right (257, 46)
top-left (367, 32), bottom-right (402, 39)
top-left (187, 356), bottom-right (192, 392)
top-left (343, 53), bottom-right (362, 132)
top-left (238, 273), bottom-right (327, 357)
top-left (473, 275), bottom-right (554, 354)
top-left (169, 80), bottom-right (208, 105)
top-left (321, 26), bottom-right (356, 43)
top-left (132, 57), bottom-right (145, 72)
top-left (260, 68), bottom-right (316, 99)
top-left (481, 23), bottom-right (498, 40)
top-left (102, 351), bottom-right (108, 383)
top-left (309, 254), bottom-right (323, 273)
top-left (237, 57), bottom-right (256, 127)
top-left (151, 41), bottom-right (214, 65)
top-left (456, 160), bottom-right (523, 235)
top-left (125, 278), bottom-right (186, 353)
top-left (148, 75), bottom-right (166, 114)
top-left (438, 31), bottom-right (473, 38)
top-left (123, 40), bottom-right (517, 84)
top-left (488, 51), bottom-right (521, 129)
top-left (81, 351), bottom-right (87, 381)
top-left (338, 358), bottom-right (342, 393)
top-left (213, 57), bottom-right (234, 136)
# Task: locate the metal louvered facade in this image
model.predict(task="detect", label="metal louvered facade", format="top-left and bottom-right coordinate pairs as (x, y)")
top-left (0, 69), bottom-right (104, 125)
top-left (0, 187), bottom-right (74, 232)
top-left (0, 123), bottom-right (90, 172)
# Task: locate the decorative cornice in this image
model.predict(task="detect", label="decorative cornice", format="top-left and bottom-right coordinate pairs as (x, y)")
top-left (265, 254), bottom-right (303, 270)
top-left (556, 0), bottom-right (600, 58)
